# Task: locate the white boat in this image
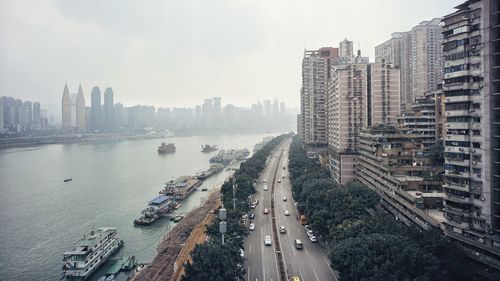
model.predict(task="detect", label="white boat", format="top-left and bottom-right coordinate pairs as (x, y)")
top-left (61, 227), bottom-right (123, 281)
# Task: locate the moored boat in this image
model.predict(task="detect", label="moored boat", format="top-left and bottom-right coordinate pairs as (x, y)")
top-left (61, 227), bottom-right (123, 281)
top-left (201, 144), bottom-right (218, 152)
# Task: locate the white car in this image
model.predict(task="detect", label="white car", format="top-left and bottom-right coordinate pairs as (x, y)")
top-left (264, 235), bottom-right (272, 246)
top-left (277, 179), bottom-right (281, 183)
top-left (279, 225), bottom-right (286, 234)
top-left (263, 185), bottom-right (268, 191)
top-left (283, 196), bottom-right (287, 201)
top-left (249, 223), bottom-right (255, 231)
top-left (264, 208), bottom-right (269, 214)
top-left (284, 210), bottom-right (290, 216)
top-left (308, 234), bottom-right (318, 243)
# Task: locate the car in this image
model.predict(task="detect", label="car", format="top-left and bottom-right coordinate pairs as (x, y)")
top-left (250, 204), bottom-right (256, 209)
top-left (308, 235), bottom-right (318, 243)
top-left (264, 208), bottom-right (269, 214)
top-left (282, 175), bottom-right (285, 179)
top-left (277, 179), bottom-right (281, 183)
top-left (304, 224), bottom-right (311, 231)
top-left (240, 248), bottom-right (245, 258)
top-left (294, 239), bottom-right (303, 249)
top-left (249, 212), bottom-right (255, 219)
top-left (279, 225), bottom-right (286, 234)
top-left (291, 277), bottom-right (301, 281)
top-left (283, 166), bottom-right (286, 170)
top-left (284, 210), bottom-right (290, 216)
top-left (262, 179), bottom-right (266, 183)
top-left (306, 229), bottom-right (314, 236)
top-left (264, 235), bottom-right (272, 246)
top-left (249, 223), bottom-right (255, 231)
top-left (263, 185), bottom-right (268, 191)
top-left (282, 196), bottom-right (287, 201)
top-left (253, 199), bottom-right (259, 205)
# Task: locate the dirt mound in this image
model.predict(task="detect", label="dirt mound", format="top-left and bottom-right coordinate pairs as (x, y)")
top-left (129, 191), bottom-right (220, 281)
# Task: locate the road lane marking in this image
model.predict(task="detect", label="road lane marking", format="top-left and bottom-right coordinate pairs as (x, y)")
top-left (249, 243), bottom-right (252, 253)
top-left (299, 269), bottom-right (304, 280)
top-left (247, 266), bottom-right (250, 281)
top-left (304, 246), bottom-right (309, 256)
top-left (291, 244), bottom-right (296, 255)
top-left (314, 269), bottom-right (320, 281)
top-left (326, 259), bottom-right (339, 281)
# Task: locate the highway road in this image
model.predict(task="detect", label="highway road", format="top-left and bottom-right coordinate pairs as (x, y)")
top-left (244, 139), bottom-right (338, 281)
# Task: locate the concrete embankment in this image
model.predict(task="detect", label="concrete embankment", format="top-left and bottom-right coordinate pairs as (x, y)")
top-left (129, 191), bottom-right (220, 281)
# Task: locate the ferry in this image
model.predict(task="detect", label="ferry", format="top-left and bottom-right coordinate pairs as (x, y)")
top-left (157, 142), bottom-right (175, 154)
top-left (61, 227), bottom-right (123, 281)
top-left (201, 144), bottom-right (218, 152)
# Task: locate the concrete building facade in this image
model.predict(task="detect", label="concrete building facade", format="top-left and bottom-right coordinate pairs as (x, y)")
top-left (300, 47), bottom-right (339, 147)
top-left (441, 0), bottom-right (500, 265)
top-left (369, 62), bottom-right (401, 126)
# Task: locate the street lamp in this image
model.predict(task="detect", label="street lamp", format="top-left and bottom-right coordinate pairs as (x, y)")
top-left (219, 207), bottom-right (227, 245)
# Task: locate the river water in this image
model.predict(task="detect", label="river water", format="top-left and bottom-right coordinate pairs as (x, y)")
top-left (0, 132), bottom-right (276, 281)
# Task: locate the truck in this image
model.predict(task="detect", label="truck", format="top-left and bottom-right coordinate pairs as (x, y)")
top-left (300, 214), bottom-right (307, 225)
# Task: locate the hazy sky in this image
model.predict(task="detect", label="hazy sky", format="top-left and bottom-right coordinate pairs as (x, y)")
top-left (0, 0), bottom-right (461, 113)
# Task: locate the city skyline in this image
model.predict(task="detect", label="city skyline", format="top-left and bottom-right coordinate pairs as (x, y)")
top-left (0, 0), bottom-right (462, 110)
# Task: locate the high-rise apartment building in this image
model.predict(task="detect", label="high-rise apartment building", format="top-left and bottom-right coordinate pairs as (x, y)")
top-left (411, 18), bottom-right (443, 102)
top-left (272, 99), bottom-right (279, 115)
top-left (328, 62), bottom-right (368, 184)
top-left (375, 19), bottom-right (443, 111)
top-left (300, 47), bottom-right (338, 146)
top-left (279, 102), bottom-right (285, 115)
top-left (368, 62), bottom-right (401, 126)
top-left (263, 99), bottom-right (272, 116)
top-left (90, 86), bottom-right (102, 131)
top-left (104, 87), bottom-right (114, 130)
top-left (32, 102), bottom-right (41, 126)
top-left (62, 83), bottom-right (72, 131)
top-left (442, 0), bottom-right (500, 262)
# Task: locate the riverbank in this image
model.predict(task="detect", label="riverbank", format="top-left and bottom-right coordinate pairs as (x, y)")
top-left (129, 190), bottom-right (221, 281)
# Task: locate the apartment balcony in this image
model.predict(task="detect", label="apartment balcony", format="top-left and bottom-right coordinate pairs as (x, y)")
top-left (445, 157), bottom-right (469, 166)
top-left (446, 134), bottom-right (471, 142)
top-left (445, 122), bottom-right (470, 130)
top-left (445, 145), bottom-right (471, 154)
top-left (445, 70), bottom-right (471, 80)
top-left (445, 95), bottom-right (472, 103)
top-left (443, 82), bottom-right (475, 91)
top-left (445, 193), bottom-right (472, 205)
top-left (442, 205), bottom-right (470, 218)
top-left (445, 169), bottom-right (471, 179)
top-left (446, 109), bottom-right (473, 117)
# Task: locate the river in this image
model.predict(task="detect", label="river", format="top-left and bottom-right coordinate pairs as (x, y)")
top-left (0, 132), bottom-right (277, 281)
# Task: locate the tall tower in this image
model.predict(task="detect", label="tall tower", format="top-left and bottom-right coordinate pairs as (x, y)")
top-left (90, 86), bottom-right (102, 131)
top-left (339, 38), bottom-right (353, 58)
top-left (62, 83), bottom-right (72, 131)
top-left (76, 84), bottom-right (86, 132)
top-left (103, 87), bottom-right (114, 130)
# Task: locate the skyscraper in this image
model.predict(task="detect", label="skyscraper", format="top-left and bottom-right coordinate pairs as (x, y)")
top-left (90, 86), bottom-right (102, 131)
top-left (32, 102), bottom-right (41, 125)
top-left (327, 61), bottom-right (369, 183)
top-left (279, 102), bottom-right (285, 115)
top-left (62, 83), bottom-right (72, 131)
top-left (22, 101), bottom-right (32, 128)
top-left (104, 87), bottom-right (114, 130)
top-left (375, 19), bottom-right (443, 110)
top-left (76, 84), bottom-right (86, 132)
top-left (263, 99), bottom-right (272, 116)
top-left (300, 47), bottom-right (339, 146)
top-left (272, 99), bottom-right (279, 115)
